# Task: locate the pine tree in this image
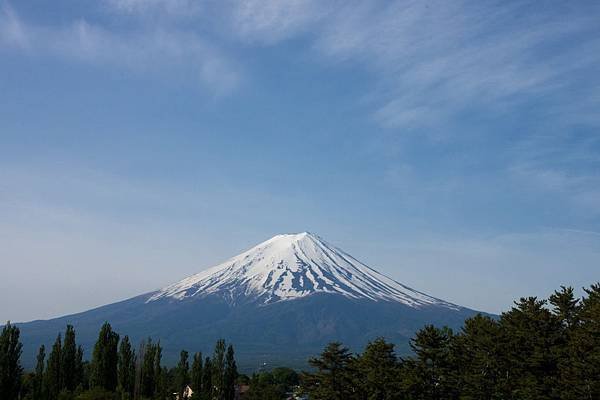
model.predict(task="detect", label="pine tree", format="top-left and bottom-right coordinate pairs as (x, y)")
top-left (224, 345), bottom-right (237, 400)
top-left (175, 350), bottom-right (190, 399)
top-left (118, 335), bottom-right (136, 399)
top-left (90, 322), bottom-right (120, 391)
top-left (190, 352), bottom-right (203, 394)
top-left (499, 297), bottom-right (560, 400)
top-left (548, 286), bottom-right (581, 399)
top-left (570, 283), bottom-right (600, 400)
top-left (410, 325), bottom-right (458, 400)
top-left (356, 337), bottom-right (399, 399)
top-left (0, 322), bottom-right (23, 400)
top-left (32, 345), bottom-right (45, 400)
top-left (303, 342), bottom-right (357, 400)
top-left (457, 314), bottom-right (501, 400)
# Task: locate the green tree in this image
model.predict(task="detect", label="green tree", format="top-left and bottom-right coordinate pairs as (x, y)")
top-left (117, 335), bottom-right (135, 399)
top-left (175, 350), bottom-right (190, 399)
top-left (33, 345), bottom-right (46, 400)
top-left (246, 372), bottom-right (282, 400)
top-left (457, 314), bottom-right (501, 400)
top-left (410, 325), bottom-right (458, 400)
top-left (90, 322), bottom-right (119, 391)
top-left (303, 342), bottom-right (358, 400)
top-left (190, 352), bottom-right (203, 394)
top-left (202, 357), bottom-right (212, 400)
top-left (548, 286), bottom-right (581, 400)
top-left (140, 339), bottom-right (156, 398)
top-left (224, 345), bottom-right (237, 400)
top-left (499, 297), bottom-right (561, 400)
top-left (568, 283), bottom-right (600, 400)
top-left (356, 337), bottom-right (400, 400)
top-left (45, 334), bottom-right (62, 399)
top-left (0, 322), bottom-right (23, 400)
top-left (153, 341), bottom-right (162, 398)
top-left (61, 325), bottom-right (79, 392)
top-left (212, 340), bottom-right (226, 400)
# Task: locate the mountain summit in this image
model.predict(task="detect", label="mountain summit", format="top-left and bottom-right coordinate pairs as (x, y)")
top-left (150, 232), bottom-right (457, 308)
top-left (16, 232), bottom-right (481, 370)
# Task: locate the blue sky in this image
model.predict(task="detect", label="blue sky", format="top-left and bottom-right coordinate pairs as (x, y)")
top-left (1, 0), bottom-right (599, 321)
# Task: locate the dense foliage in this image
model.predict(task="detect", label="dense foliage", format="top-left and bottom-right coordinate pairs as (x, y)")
top-left (302, 284), bottom-right (600, 400)
top-left (0, 322), bottom-right (237, 400)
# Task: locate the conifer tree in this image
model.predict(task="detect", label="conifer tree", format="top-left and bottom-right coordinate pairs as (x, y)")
top-left (303, 342), bottom-right (357, 400)
top-left (0, 322), bottom-right (23, 400)
top-left (141, 339), bottom-right (156, 398)
top-left (90, 322), bottom-right (120, 391)
top-left (500, 297), bottom-right (560, 400)
top-left (212, 340), bottom-right (226, 400)
top-left (457, 314), bottom-right (501, 400)
top-left (61, 324), bottom-right (78, 391)
top-left (118, 335), bottom-right (136, 399)
top-left (175, 350), bottom-right (190, 399)
top-left (191, 352), bottom-right (203, 394)
top-left (410, 325), bottom-right (458, 400)
top-left (153, 341), bottom-right (162, 396)
top-left (32, 345), bottom-right (45, 400)
top-left (75, 345), bottom-right (84, 391)
top-left (356, 337), bottom-right (399, 399)
top-left (548, 286), bottom-right (581, 399)
top-left (549, 286), bottom-right (580, 329)
top-left (45, 334), bottom-right (62, 399)
top-left (224, 345), bottom-right (237, 400)
top-left (202, 357), bottom-right (212, 400)
top-left (571, 283), bottom-right (600, 399)
top-left (133, 340), bottom-right (146, 400)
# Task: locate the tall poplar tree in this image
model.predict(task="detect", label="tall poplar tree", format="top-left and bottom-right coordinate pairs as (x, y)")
top-left (224, 345), bottom-right (237, 400)
top-left (190, 352), bottom-right (203, 394)
top-left (153, 341), bottom-right (163, 396)
top-left (90, 322), bottom-right (120, 391)
top-left (33, 345), bottom-right (45, 400)
top-left (175, 350), bottom-right (190, 399)
top-left (0, 322), bottom-right (23, 400)
top-left (61, 325), bottom-right (78, 391)
top-left (212, 340), bottom-right (226, 400)
top-left (45, 334), bottom-right (62, 399)
top-left (202, 357), bottom-right (212, 400)
top-left (141, 339), bottom-right (156, 398)
top-left (118, 335), bottom-right (136, 399)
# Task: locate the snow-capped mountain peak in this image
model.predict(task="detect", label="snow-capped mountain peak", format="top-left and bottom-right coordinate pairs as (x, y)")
top-left (148, 232), bottom-right (458, 309)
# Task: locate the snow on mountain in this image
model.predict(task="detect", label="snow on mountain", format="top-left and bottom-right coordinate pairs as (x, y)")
top-left (148, 232), bottom-right (459, 309)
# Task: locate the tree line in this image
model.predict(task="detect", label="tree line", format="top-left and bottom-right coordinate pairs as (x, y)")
top-left (0, 322), bottom-right (238, 400)
top-left (302, 284), bottom-right (600, 400)
top-left (3, 282), bottom-right (600, 399)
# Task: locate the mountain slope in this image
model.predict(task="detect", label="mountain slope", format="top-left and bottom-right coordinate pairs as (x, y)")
top-left (16, 232), bottom-right (482, 370)
top-left (149, 232), bottom-right (457, 308)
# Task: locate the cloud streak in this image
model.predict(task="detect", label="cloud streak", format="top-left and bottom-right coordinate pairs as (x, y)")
top-left (0, 2), bottom-right (241, 95)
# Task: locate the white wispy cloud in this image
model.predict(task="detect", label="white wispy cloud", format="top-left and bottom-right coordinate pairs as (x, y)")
top-left (310, 1), bottom-right (600, 130)
top-left (0, 1), bottom-right (28, 48)
top-left (0, 2), bottom-right (241, 95)
top-left (103, 0), bottom-right (203, 17)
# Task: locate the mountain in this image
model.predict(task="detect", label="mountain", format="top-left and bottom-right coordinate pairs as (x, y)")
top-left (16, 232), bottom-right (481, 370)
